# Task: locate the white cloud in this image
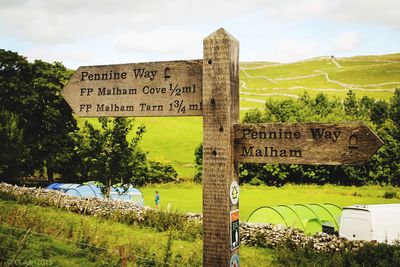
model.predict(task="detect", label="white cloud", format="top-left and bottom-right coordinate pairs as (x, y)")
top-left (334, 32), bottom-right (362, 53)
top-left (0, 0), bottom-right (398, 67)
top-left (1, 0), bottom-right (399, 45)
top-left (113, 29), bottom-right (203, 58)
top-left (0, 0), bottom-right (255, 45)
top-left (261, 0), bottom-right (335, 21)
top-left (259, 0), bottom-right (400, 30)
top-left (25, 44), bottom-right (98, 66)
top-left (331, 0), bottom-right (400, 31)
top-left (270, 39), bottom-right (320, 62)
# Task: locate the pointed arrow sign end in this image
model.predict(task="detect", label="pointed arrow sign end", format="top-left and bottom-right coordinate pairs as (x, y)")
top-left (352, 123), bottom-right (385, 165)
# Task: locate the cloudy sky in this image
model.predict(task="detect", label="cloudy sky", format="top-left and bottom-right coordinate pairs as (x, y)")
top-left (0, 0), bottom-right (399, 69)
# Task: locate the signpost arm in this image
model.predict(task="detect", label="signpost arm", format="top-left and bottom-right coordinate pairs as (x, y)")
top-left (202, 28), bottom-right (240, 266)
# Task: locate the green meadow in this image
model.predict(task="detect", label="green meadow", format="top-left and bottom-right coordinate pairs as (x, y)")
top-left (82, 116), bottom-right (203, 178)
top-left (82, 54), bottom-right (400, 179)
top-left (140, 183), bottom-right (400, 221)
top-left (1, 186), bottom-right (399, 266)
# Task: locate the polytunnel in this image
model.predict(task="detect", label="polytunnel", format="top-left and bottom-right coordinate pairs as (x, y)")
top-left (246, 203), bottom-right (342, 235)
top-left (46, 183), bottom-right (144, 207)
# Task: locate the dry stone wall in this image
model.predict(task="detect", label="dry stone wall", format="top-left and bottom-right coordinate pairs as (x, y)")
top-left (240, 222), bottom-right (367, 252)
top-left (0, 183), bottom-right (368, 252)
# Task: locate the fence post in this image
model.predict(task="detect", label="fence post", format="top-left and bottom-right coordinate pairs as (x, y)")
top-left (83, 198), bottom-right (91, 214)
top-left (57, 192), bottom-right (63, 209)
top-left (9, 228), bottom-right (31, 266)
top-left (202, 28), bottom-right (240, 266)
top-left (119, 245), bottom-right (127, 267)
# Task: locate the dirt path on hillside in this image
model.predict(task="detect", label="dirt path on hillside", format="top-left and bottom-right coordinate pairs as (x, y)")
top-left (239, 58), bottom-right (399, 100)
top-left (241, 69), bottom-right (398, 92)
top-left (330, 57), bottom-right (342, 69)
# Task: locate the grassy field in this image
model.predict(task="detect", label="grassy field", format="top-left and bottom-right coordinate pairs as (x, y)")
top-left (1, 194), bottom-right (398, 266)
top-left (140, 183), bottom-right (400, 221)
top-left (241, 54), bottom-right (400, 101)
top-left (81, 54), bottom-right (400, 179)
top-left (82, 116), bottom-right (203, 178)
top-left (134, 117), bottom-right (202, 178)
top-left (0, 200), bottom-right (274, 266)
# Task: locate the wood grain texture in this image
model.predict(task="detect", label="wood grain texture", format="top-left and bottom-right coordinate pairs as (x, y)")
top-left (202, 28), bottom-right (240, 267)
top-left (234, 122), bottom-right (384, 165)
top-left (61, 60), bottom-right (202, 117)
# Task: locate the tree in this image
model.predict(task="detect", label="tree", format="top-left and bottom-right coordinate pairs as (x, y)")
top-left (313, 93), bottom-right (330, 117)
top-left (193, 143), bottom-right (203, 183)
top-left (28, 60), bottom-right (77, 181)
top-left (243, 109), bottom-right (264, 123)
top-left (145, 161), bottom-right (178, 184)
top-left (344, 90), bottom-right (359, 116)
top-left (390, 87), bottom-right (400, 126)
top-left (0, 111), bottom-right (27, 182)
top-left (265, 99), bottom-right (304, 122)
top-left (0, 49), bottom-right (77, 181)
top-left (0, 51), bottom-right (32, 179)
top-left (76, 117), bottom-right (145, 196)
top-left (0, 50), bottom-right (31, 114)
top-left (370, 100), bottom-right (389, 126)
top-left (75, 117), bottom-right (177, 194)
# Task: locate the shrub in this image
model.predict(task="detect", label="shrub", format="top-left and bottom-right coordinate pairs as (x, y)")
top-left (341, 242), bottom-right (400, 266)
top-left (193, 143), bottom-right (203, 183)
top-left (249, 177), bottom-right (264, 186)
top-left (383, 191), bottom-right (397, 199)
top-left (274, 241), bottom-right (400, 267)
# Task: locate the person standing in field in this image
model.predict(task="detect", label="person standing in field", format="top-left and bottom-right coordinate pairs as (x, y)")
top-left (155, 191), bottom-right (160, 209)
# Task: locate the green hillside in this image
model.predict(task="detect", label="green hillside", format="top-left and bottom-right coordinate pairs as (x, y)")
top-left (86, 54), bottom-right (400, 179)
top-left (240, 53), bottom-right (400, 109)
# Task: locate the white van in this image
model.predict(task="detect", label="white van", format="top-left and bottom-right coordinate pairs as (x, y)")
top-left (339, 204), bottom-right (400, 244)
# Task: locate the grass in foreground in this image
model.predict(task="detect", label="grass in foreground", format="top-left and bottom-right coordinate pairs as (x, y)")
top-left (0, 225), bottom-right (116, 267)
top-left (0, 200), bottom-right (275, 266)
top-left (1, 189), bottom-right (399, 266)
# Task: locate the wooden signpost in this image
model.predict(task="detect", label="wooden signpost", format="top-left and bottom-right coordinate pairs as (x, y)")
top-left (61, 28), bottom-right (384, 267)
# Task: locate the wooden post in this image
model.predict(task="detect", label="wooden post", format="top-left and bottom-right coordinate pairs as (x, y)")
top-left (119, 245), bottom-right (127, 267)
top-left (83, 198), bottom-right (91, 214)
top-left (202, 28), bottom-right (240, 266)
top-left (57, 192), bottom-right (63, 208)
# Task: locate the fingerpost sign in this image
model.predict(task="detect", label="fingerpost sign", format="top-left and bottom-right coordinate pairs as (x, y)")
top-left (61, 28), bottom-right (384, 267)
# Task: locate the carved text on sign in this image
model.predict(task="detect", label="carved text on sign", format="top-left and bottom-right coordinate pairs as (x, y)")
top-left (234, 123), bottom-right (383, 165)
top-left (61, 60), bottom-right (203, 117)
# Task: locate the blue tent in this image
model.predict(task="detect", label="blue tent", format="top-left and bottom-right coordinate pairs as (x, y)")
top-left (46, 183), bottom-right (143, 206)
top-left (109, 186), bottom-right (144, 206)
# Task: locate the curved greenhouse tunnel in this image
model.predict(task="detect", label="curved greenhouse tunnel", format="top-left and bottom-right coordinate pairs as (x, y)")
top-left (246, 203), bottom-right (342, 235)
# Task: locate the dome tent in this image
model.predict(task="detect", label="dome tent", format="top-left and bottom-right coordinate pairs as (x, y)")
top-left (109, 185), bottom-right (144, 206)
top-left (46, 182), bottom-right (144, 207)
top-left (47, 183), bottom-right (103, 199)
